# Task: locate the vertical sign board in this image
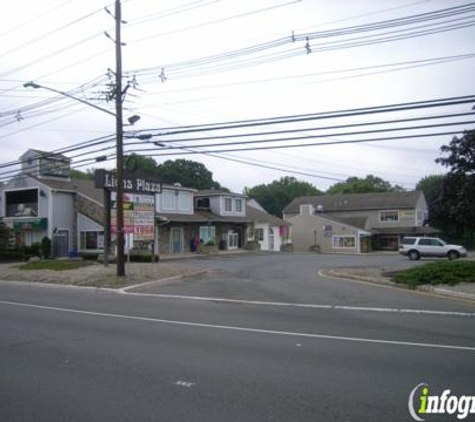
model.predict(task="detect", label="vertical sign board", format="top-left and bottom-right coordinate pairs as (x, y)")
top-left (110, 192), bottom-right (155, 245)
top-left (95, 170), bottom-right (161, 249)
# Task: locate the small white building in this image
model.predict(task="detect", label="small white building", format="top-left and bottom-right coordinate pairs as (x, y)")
top-left (246, 199), bottom-right (291, 252)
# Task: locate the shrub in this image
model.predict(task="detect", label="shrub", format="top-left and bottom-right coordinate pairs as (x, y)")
top-left (23, 243), bottom-right (41, 257)
top-left (41, 236), bottom-right (52, 259)
top-left (392, 261), bottom-right (475, 288)
top-left (129, 254), bottom-right (159, 263)
top-left (0, 250), bottom-right (25, 261)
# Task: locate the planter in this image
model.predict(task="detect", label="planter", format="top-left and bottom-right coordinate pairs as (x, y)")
top-left (308, 244), bottom-right (321, 253)
top-left (280, 244), bottom-right (294, 253)
top-left (244, 241), bottom-right (261, 251)
top-left (198, 244), bottom-right (218, 254)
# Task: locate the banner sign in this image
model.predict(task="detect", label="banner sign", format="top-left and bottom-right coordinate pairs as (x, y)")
top-left (95, 169), bottom-right (162, 194)
top-left (111, 192), bottom-right (155, 241)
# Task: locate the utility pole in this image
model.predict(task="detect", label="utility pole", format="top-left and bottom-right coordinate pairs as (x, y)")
top-left (114, 0), bottom-right (126, 277)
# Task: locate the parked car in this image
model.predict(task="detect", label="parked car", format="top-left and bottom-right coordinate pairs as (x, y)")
top-left (399, 237), bottom-right (467, 261)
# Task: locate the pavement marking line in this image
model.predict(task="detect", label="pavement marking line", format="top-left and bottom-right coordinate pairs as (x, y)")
top-left (120, 292), bottom-right (475, 317)
top-left (120, 292), bottom-right (334, 309)
top-left (318, 270), bottom-right (475, 305)
top-left (1, 299), bottom-right (475, 352)
top-left (119, 270), bottom-right (209, 293)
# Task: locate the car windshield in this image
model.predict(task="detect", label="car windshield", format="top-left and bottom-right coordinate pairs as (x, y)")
top-left (437, 238), bottom-right (447, 246)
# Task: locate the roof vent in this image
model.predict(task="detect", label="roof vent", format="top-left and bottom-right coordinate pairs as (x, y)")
top-left (173, 182), bottom-right (182, 187)
top-left (315, 204), bottom-right (324, 213)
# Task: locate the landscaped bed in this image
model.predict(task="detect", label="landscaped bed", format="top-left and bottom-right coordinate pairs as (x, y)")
top-left (0, 260), bottom-right (204, 288)
top-left (18, 260), bottom-right (93, 271)
top-left (391, 261), bottom-right (475, 289)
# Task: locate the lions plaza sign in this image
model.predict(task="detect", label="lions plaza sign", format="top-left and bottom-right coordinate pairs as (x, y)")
top-left (95, 170), bottom-right (162, 244)
top-left (94, 169), bottom-right (162, 194)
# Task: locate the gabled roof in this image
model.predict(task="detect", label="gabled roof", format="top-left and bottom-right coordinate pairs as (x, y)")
top-left (283, 191), bottom-right (423, 214)
top-left (28, 176), bottom-right (104, 204)
top-left (246, 204), bottom-right (290, 226)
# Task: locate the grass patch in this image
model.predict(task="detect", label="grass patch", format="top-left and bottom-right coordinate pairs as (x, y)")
top-left (18, 260), bottom-right (93, 271)
top-left (391, 261), bottom-right (475, 289)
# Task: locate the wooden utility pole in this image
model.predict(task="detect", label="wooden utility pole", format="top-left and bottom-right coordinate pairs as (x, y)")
top-left (115, 0), bottom-right (125, 277)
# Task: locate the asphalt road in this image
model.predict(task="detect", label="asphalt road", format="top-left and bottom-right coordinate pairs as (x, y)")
top-left (1, 254), bottom-right (474, 422)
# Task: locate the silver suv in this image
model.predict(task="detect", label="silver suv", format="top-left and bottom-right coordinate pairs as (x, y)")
top-left (399, 237), bottom-right (467, 261)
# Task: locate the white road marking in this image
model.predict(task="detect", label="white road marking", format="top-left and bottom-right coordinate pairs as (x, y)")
top-left (119, 291), bottom-right (475, 317)
top-left (1, 299), bottom-right (474, 352)
top-left (174, 381), bottom-right (195, 388)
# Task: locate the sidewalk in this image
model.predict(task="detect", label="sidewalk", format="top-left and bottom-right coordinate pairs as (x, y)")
top-left (322, 267), bottom-right (475, 302)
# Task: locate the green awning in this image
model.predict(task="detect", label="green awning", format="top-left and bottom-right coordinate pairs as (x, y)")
top-left (13, 218), bottom-right (48, 231)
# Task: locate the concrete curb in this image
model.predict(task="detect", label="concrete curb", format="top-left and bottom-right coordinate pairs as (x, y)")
top-left (320, 269), bottom-right (475, 302)
top-left (0, 269), bottom-right (209, 293)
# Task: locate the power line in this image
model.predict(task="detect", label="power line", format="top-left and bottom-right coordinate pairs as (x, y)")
top-left (131, 130), bottom-right (470, 157)
top-left (137, 94), bottom-right (475, 136)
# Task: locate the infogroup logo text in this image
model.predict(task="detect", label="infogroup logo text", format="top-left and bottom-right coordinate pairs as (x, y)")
top-left (408, 383), bottom-right (475, 421)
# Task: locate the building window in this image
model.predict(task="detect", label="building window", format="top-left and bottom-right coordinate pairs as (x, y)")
top-left (80, 231), bottom-right (104, 250)
top-left (162, 190), bottom-right (175, 210)
top-left (379, 210), bottom-right (399, 222)
top-left (235, 198), bottom-right (242, 212)
top-left (197, 197), bottom-right (210, 208)
top-left (178, 191), bottom-right (192, 211)
top-left (5, 189), bottom-right (39, 217)
top-left (332, 235), bottom-right (356, 249)
top-left (255, 228), bottom-right (264, 241)
top-left (224, 197), bottom-right (232, 212)
top-left (200, 226), bottom-right (216, 244)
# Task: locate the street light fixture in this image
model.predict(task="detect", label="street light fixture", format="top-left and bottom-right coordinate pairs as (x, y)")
top-left (23, 81), bottom-right (116, 117)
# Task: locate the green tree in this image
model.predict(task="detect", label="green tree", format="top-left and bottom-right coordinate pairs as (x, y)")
top-left (431, 131), bottom-right (475, 247)
top-left (416, 175), bottom-right (445, 206)
top-left (245, 176), bottom-right (322, 217)
top-left (327, 175), bottom-right (405, 194)
top-left (156, 159), bottom-right (222, 190)
top-left (125, 153), bottom-right (160, 176)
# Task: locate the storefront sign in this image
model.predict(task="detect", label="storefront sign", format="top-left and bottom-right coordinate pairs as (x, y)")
top-left (95, 169), bottom-right (162, 194)
top-left (110, 192), bottom-right (155, 242)
top-left (13, 217), bottom-right (47, 231)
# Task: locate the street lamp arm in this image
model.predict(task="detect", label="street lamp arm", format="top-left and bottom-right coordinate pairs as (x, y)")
top-left (23, 81), bottom-right (116, 117)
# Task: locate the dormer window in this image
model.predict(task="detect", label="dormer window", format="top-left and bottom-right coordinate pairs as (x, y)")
top-left (235, 198), bottom-right (242, 212)
top-left (224, 197), bottom-right (232, 212)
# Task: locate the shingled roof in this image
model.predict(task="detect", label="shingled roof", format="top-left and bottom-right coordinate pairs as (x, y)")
top-left (283, 191), bottom-right (423, 214)
top-left (246, 204), bottom-right (290, 226)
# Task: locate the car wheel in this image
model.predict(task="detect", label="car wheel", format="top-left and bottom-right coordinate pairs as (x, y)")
top-left (408, 250), bottom-right (420, 261)
top-left (448, 251), bottom-right (459, 261)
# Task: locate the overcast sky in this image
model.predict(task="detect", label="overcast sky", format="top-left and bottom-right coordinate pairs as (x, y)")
top-left (1, 0), bottom-right (474, 192)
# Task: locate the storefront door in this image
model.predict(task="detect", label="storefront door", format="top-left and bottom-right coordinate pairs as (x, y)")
top-left (171, 228), bottom-right (183, 253)
top-left (228, 231), bottom-right (238, 250)
top-left (53, 230), bottom-right (69, 257)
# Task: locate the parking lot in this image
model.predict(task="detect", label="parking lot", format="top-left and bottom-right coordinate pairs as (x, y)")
top-left (130, 252), bottom-right (475, 313)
